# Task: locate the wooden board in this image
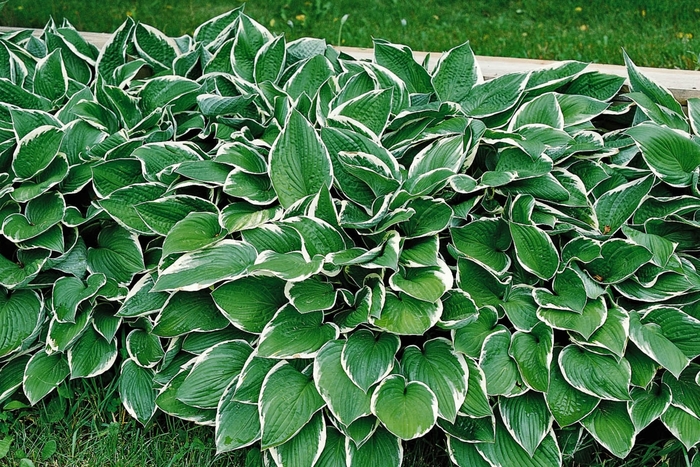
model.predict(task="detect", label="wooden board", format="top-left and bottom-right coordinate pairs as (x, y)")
top-left (2, 26), bottom-right (699, 104)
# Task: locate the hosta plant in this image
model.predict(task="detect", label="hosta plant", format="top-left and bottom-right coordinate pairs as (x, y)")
top-left (1, 7), bottom-right (700, 466)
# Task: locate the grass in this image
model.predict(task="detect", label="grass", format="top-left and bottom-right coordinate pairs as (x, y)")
top-left (0, 0), bottom-right (699, 69)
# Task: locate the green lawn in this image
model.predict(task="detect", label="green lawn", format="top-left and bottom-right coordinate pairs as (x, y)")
top-left (0, 0), bottom-right (699, 69)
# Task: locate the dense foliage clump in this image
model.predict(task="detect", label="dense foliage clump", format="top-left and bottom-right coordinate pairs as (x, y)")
top-left (1, 7), bottom-right (700, 466)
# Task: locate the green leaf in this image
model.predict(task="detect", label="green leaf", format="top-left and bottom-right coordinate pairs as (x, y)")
top-left (51, 274), bottom-right (105, 322)
top-left (314, 426), bottom-right (346, 467)
top-left (580, 400), bottom-right (636, 458)
top-left (153, 291), bottom-right (229, 337)
top-left (662, 364), bottom-right (700, 419)
top-left (402, 338), bottom-right (469, 423)
top-left (371, 291), bottom-right (442, 336)
top-left (439, 289), bottom-right (479, 329)
top-left (460, 357), bottom-right (492, 418)
top-left (556, 94), bottom-right (610, 126)
top-left (3, 191), bottom-right (65, 242)
top-left (584, 305), bottom-right (629, 358)
top-left (585, 239), bottom-right (653, 285)
top-left (371, 374), bottom-right (438, 440)
top-left (559, 345), bottom-right (631, 401)
top-left (509, 322), bottom-right (553, 392)
top-left (248, 251), bottom-right (324, 282)
top-left (450, 219), bottom-right (511, 274)
top-left (0, 289), bottom-right (43, 358)
top-left (314, 340), bottom-right (372, 425)
top-left (0, 78), bottom-right (52, 112)
top-left (510, 93), bottom-right (564, 130)
top-left (534, 267), bottom-right (587, 313)
top-left (23, 350), bottom-right (69, 405)
top-left (259, 361), bottom-right (325, 449)
top-left (453, 307), bottom-right (501, 358)
top-left (400, 197), bottom-right (453, 239)
top-left (134, 23), bottom-right (179, 72)
top-left (119, 359), bottom-right (157, 425)
top-left (628, 311), bottom-right (689, 378)
top-left (270, 411), bottom-right (325, 467)
top-left (626, 122), bottom-right (700, 187)
top-left (509, 222), bottom-right (559, 280)
top-left (373, 40), bottom-right (433, 94)
top-left (177, 340), bottom-right (252, 409)
top-left (341, 329), bottom-right (399, 393)
top-left (212, 276), bottom-right (287, 334)
top-left (499, 391), bottom-right (552, 456)
top-left (116, 274), bottom-right (169, 318)
top-left (476, 419), bottom-right (561, 467)
top-left (439, 415), bottom-right (495, 444)
top-left (257, 304), bottom-right (339, 359)
top-left (537, 296), bottom-right (607, 340)
top-left (153, 240), bottom-right (256, 292)
top-left (447, 436), bottom-right (491, 467)
top-left (661, 405), bottom-right (700, 451)
top-left (642, 306), bottom-right (700, 359)
top-left (623, 50), bottom-right (683, 114)
top-left (389, 260), bottom-right (453, 303)
top-left (219, 202), bottom-right (282, 232)
top-left (460, 72), bottom-right (528, 118)
top-left (346, 427), bottom-right (402, 467)
top-left (216, 390), bottom-right (260, 452)
top-left (480, 329), bottom-right (523, 396)
top-left (594, 175), bottom-right (653, 235)
top-left (0, 356), bottom-right (30, 402)
top-left (254, 34), bottom-right (285, 84)
top-left (546, 348), bottom-right (600, 427)
top-left (139, 76), bottom-right (200, 114)
top-left (87, 224), bottom-right (144, 285)
top-left (432, 41), bottom-right (480, 103)
top-left (628, 383), bottom-right (671, 431)
top-left (126, 329), bottom-right (164, 368)
top-left (134, 195), bottom-right (217, 236)
top-left (285, 276), bottom-right (336, 313)
top-left (12, 125), bottom-right (64, 181)
top-left (161, 212), bottom-right (224, 257)
top-left (68, 327), bottom-right (117, 379)
top-left (269, 109), bottom-right (333, 208)
top-left (33, 49), bottom-right (68, 101)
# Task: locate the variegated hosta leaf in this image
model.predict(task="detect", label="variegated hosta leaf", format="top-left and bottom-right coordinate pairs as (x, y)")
top-left (341, 329), bottom-right (399, 393)
top-left (580, 400), bottom-right (636, 458)
top-left (259, 361), bottom-right (325, 449)
top-left (0, 289), bottom-right (43, 358)
top-left (370, 374), bottom-right (438, 440)
top-left (401, 338), bottom-right (468, 423)
top-left (119, 358), bottom-right (157, 425)
top-left (23, 350), bottom-right (69, 405)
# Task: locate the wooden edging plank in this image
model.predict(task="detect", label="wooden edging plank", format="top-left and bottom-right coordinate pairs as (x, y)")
top-left (2, 26), bottom-right (699, 104)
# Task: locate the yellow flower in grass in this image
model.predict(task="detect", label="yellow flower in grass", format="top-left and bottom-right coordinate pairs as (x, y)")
top-left (574, 6), bottom-right (582, 12)
top-left (296, 14), bottom-right (306, 22)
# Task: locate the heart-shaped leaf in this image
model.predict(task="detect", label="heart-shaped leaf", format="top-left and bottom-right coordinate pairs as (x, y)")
top-left (371, 374), bottom-right (438, 440)
top-left (341, 329), bottom-right (399, 393)
top-left (401, 338), bottom-right (469, 423)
